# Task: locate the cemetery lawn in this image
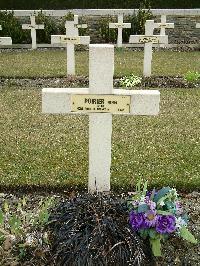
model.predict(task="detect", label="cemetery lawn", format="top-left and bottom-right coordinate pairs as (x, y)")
top-left (0, 86), bottom-right (199, 192)
top-left (0, 49), bottom-right (200, 77)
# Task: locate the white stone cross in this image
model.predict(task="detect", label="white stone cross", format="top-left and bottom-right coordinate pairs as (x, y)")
top-left (22, 16), bottom-right (44, 50)
top-left (196, 23), bottom-right (200, 28)
top-left (109, 14), bottom-right (131, 47)
top-left (0, 25), bottom-right (12, 46)
top-left (129, 20), bottom-right (168, 77)
top-left (42, 44), bottom-right (160, 194)
top-left (51, 15), bottom-right (90, 76)
top-left (157, 15), bottom-right (174, 48)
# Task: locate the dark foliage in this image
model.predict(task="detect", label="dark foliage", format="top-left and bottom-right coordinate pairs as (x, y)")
top-left (0, 0), bottom-right (199, 9)
top-left (47, 194), bottom-right (152, 266)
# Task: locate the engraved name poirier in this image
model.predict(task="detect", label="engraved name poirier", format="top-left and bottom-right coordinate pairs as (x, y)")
top-left (71, 95), bottom-right (130, 114)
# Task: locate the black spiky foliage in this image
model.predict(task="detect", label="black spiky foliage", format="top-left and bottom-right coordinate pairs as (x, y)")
top-left (47, 194), bottom-right (152, 266)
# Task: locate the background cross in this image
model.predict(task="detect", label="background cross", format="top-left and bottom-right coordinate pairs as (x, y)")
top-left (109, 14), bottom-right (131, 47)
top-left (51, 15), bottom-right (90, 75)
top-left (22, 16), bottom-right (44, 49)
top-left (129, 20), bottom-right (168, 77)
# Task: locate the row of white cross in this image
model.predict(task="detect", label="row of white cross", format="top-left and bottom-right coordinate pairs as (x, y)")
top-left (1, 16), bottom-right (199, 78)
top-left (1, 15), bottom-right (199, 49)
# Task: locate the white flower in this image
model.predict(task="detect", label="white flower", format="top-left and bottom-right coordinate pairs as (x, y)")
top-left (175, 217), bottom-right (187, 230)
top-left (139, 196), bottom-right (145, 205)
top-left (25, 233), bottom-right (37, 246)
top-left (158, 200), bottom-right (165, 207)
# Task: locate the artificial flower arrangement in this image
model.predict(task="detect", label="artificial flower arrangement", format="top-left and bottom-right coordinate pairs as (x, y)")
top-left (127, 180), bottom-right (197, 256)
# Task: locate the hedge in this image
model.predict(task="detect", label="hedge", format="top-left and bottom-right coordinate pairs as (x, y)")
top-left (0, 0), bottom-right (199, 9)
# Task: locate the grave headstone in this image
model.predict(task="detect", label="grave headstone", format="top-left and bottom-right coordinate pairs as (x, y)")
top-left (22, 16), bottom-right (44, 50)
top-left (196, 23), bottom-right (200, 28)
top-left (109, 14), bottom-right (131, 47)
top-left (0, 25), bottom-right (12, 46)
top-left (42, 44), bottom-right (160, 194)
top-left (129, 20), bottom-right (168, 77)
top-left (51, 15), bottom-right (90, 75)
top-left (157, 15), bottom-right (174, 48)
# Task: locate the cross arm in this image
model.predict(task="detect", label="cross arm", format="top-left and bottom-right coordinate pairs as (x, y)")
top-left (129, 35), bottom-right (168, 44)
top-left (35, 25), bottom-right (45, 29)
top-left (22, 24), bottom-right (32, 29)
top-left (51, 35), bottom-right (90, 45)
top-left (155, 23), bottom-right (174, 29)
top-left (76, 24), bottom-right (88, 29)
top-left (42, 88), bottom-right (89, 113)
top-left (42, 88), bottom-right (160, 116)
top-left (0, 37), bottom-right (12, 45)
top-left (109, 23), bottom-right (131, 29)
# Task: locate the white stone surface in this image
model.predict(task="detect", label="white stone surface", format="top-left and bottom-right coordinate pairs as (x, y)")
top-left (88, 44), bottom-right (114, 193)
top-left (51, 15), bottom-right (90, 75)
top-left (0, 25), bottom-right (12, 45)
top-left (129, 20), bottom-right (168, 77)
top-left (22, 16), bottom-right (44, 49)
top-left (129, 35), bottom-right (168, 44)
top-left (7, 9), bottom-right (200, 17)
top-left (109, 14), bottom-right (131, 47)
top-left (51, 35), bottom-right (90, 45)
top-left (42, 44), bottom-right (160, 194)
top-left (89, 44), bottom-right (114, 94)
top-left (196, 23), bottom-right (200, 28)
top-left (42, 88), bottom-right (160, 115)
top-left (0, 37), bottom-right (12, 45)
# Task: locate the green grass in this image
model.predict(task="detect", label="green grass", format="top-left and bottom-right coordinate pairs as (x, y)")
top-left (0, 49), bottom-right (199, 78)
top-left (0, 87), bottom-right (199, 191)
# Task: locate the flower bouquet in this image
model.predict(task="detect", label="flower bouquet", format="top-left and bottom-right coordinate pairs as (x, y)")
top-left (128, 181), bottom-right (197, 256)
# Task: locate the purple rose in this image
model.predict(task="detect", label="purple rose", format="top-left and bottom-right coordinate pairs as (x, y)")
top-left (129, 211), bottom-right (147, 231)
top-left (144, 210), bottom-right (157, 227)
top-left (156, 215), bottom-right (176, 234)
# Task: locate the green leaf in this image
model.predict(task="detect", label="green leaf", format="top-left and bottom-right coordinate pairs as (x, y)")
top-left (150, 238), bottom-right (162, 257)
top-left (3, 201), bottom-right (9, 213)
top-left (22, 196), bottom-right (27, 207)
top-left (150, 188), bottom-right (156, 201)
top-left (0, 210), bottom-right (4, 225)
top-left (180, 227), bottom-right (197, 244)
top-left (138, 204), bottom-right (149, 213)
top-left (142, 180), bottom-right (148, 196)
top-left (8, 214), bottom-right (22, 235)
top-left (157, 210), bottom-right (172, 215)
top-left (148, 229), bottom-right (159, 239)
top-left (154, 187), bottom-right (171, 203)
top-left (139, 229), bottom-right (148, 239)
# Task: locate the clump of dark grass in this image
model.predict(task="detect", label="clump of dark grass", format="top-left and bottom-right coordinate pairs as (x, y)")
top-left (48, 193), bottom-right (152, 266)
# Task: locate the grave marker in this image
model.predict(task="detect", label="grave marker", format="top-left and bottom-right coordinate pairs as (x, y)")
top-left (0, 25), bottom-right (12, 45)
top-left (109, 14), bottom-right (131, 47)
top-left (157, 15), bottom-right (174, 48)
top-left (196, 23), bottom-right (200, 28)
top-left (51, 15), bottom-right (90, 75)
top-left (22, 16), bottom-right (44, 49)
top-left (42, 44), bottom-right (160, 194)
top-left (129, 20), bottom-right (168, 77)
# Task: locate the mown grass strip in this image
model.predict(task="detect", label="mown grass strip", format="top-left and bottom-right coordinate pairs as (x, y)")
top-left (0, 87), bottom-right (199, 191)
top-left (0, 49), bottom-right (199, 78)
